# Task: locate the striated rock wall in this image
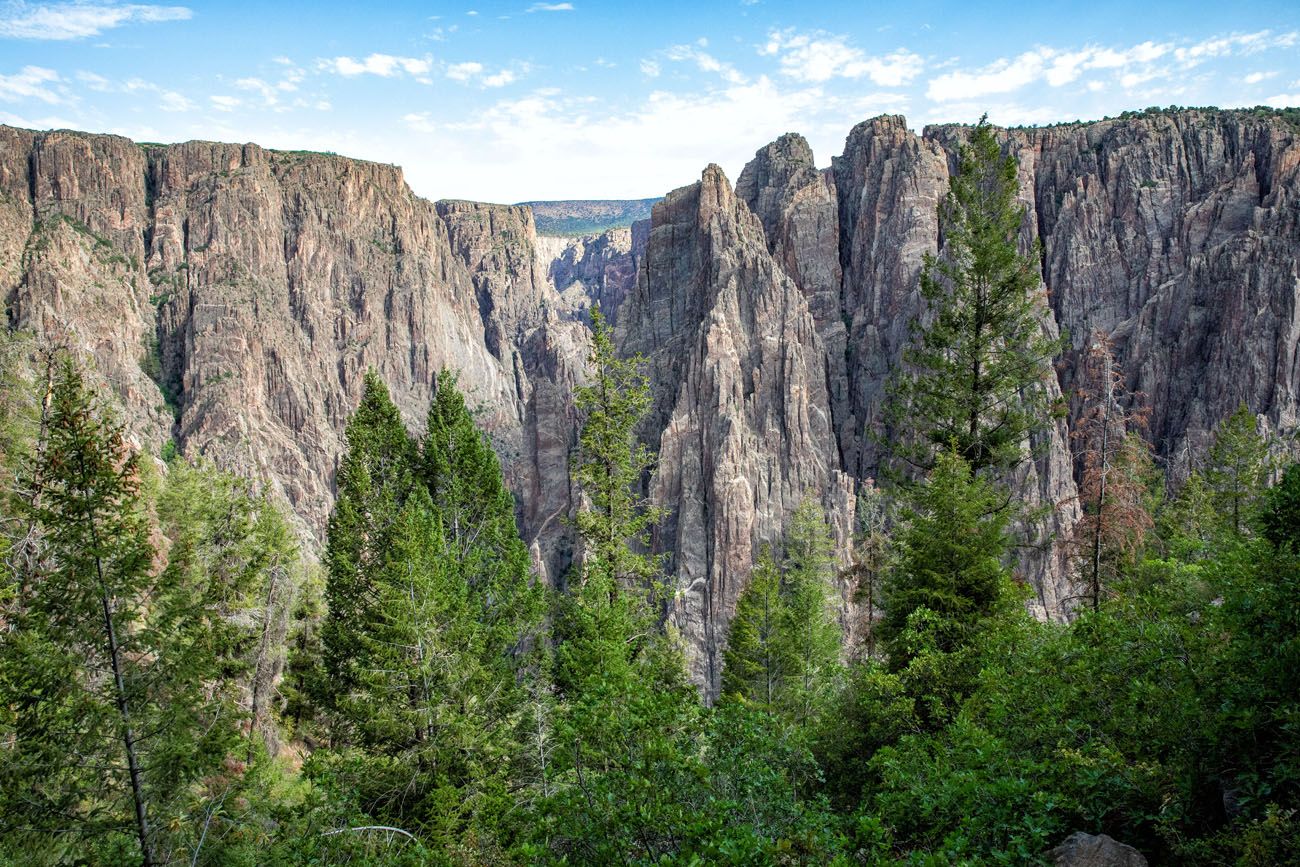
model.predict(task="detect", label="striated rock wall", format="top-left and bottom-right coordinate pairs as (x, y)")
top-left (3, 109), bottom-right (1298, 697)
top-left (619, 165), bottom-right (854, 691)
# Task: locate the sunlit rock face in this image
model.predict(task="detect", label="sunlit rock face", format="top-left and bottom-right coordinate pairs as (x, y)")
top-left (4, 108), bottom-right (1297, 695)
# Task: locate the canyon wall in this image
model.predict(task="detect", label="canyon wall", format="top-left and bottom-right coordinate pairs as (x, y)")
top-left (3, 108), bottom-right (1297, 696)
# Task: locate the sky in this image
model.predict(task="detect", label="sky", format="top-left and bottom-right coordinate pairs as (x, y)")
top-left (1, 1), bottom-right (1298, 202)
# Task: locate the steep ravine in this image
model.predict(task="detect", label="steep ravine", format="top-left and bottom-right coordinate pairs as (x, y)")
top-left (3, 108), bottom-right (1297, 697)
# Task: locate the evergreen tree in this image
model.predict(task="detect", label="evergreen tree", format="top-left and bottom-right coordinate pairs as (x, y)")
top-left (543, 307), bottom-right (704, 863)
top-left (421, 368), bottom-right (542, 662)
top-left (0, 363), bottom-right (244, 865)
top-left (321, 370), bottom-right (416, 707)
top-left (569, 307), bottom-right (661, 595)
top-left (1261, 463), bottom-right (1300, 550)
top-left (777, 498), bottom-right (842, 728)
top-left (881, 449), bottom-right (1010, 666)
top-left (886, 116), bottom-right (1063, 480)
top-left (1205, 402), bottom-right (1272, 536)
top-left (315, 370), bottom-right (543, 857)
top-left (721, 547), bottom-right (786, 706)
top-left (155, 459), bottom-right (300, 760)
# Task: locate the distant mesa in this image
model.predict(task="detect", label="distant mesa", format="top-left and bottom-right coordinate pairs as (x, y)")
top-left (521, 198), bottom-right (660, 236)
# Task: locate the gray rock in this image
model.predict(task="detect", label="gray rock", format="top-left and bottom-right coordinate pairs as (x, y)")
top-left (1049, 831), bottom-right (1148, 866)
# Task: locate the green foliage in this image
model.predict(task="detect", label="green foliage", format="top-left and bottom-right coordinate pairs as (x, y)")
top-left (1204, 402), bottom-right (1272, 536)
top-left (321, 369), bottom-right (417, 704)
top-left (723, 499), bottom-right (842, 730)
top-left (881, 449), bottom-right (1010, 671)
top-left (886, 116), bottom-right (1064, 480)
top-left (313, 370), bottom-right (544, 858)
top-left (0, 362), bottom-right (252, 864)
top-left (1260, 462), bottom-right (1300, 549)
top-left (722, 547), bottom-right (786, 706)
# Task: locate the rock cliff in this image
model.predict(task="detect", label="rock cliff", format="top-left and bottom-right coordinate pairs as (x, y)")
top-left (3, 108), bottom-right (1298, 696)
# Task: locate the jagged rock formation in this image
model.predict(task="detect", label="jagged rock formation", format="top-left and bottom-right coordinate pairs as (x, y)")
top-left (619, 165), bottom-right (855, 690)
top-left (535, 223), bottom-right (644, 324)
top-left (3, 108), bottom-right (1298, 696)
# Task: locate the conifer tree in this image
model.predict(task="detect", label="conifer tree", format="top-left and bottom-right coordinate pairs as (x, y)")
top-left (545, 307), bottom-right (702, 863)
top-left (887, 116), bottom-right (1063, 481)
top-left (777, 498), bottom-right (842, 727)
top-left (0, 363), bottom-right (246, 865)
top-left (1205, 402), bottom-right (1272, 536)
top-left (318, 370), bottom-right (543, 854)
top-left (721, 547), bottom-right (786, 706)
top-left (322, 370), bottom-right (416, 704)
top-left (881, 449), bottom-right (1010, 667)
top-left (421, 368), bottom-right (541, 662)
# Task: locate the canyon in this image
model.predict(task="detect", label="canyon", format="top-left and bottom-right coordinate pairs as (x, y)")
top-left (2, 107), bottom-right (1297, 695)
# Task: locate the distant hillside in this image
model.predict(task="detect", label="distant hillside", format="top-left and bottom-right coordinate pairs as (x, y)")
top-left (521, 198), bottom-right (659, 236)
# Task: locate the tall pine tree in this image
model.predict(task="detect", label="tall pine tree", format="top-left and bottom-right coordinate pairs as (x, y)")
top-left (543, 307), bottom-right (703, 863)
top-left (886, 116), bottom-right (1063, 481)
top-left (321, 370), bottom-right (416, 708)
top-left (1, 362), bottom-right (247, 865)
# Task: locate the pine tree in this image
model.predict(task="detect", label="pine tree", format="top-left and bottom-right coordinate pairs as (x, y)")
top-left (322, 370), bottom-right (416, 707)
top-left (886, 116), bottom-right (1063, 481)
top-left (570, 307), bottom-right (661, 596)
top-left (544, 307), bottom-right (703, 863)
top-left (1261, 463), bottom-right (1300, 550)
top-left (721, 547), bottom-right (786, 706)
top-left (848, 480), bottom-right (890, 659)
top-left (0, 363), bottom-right (248, 865)
top-left (777, 498), bottom-right (842, 728)
top-left (155, 459), bottom-right (300, 760)
top-left (420, 368), bottom-right (542, 663)
top-left (1205, 402), bottom-right (1272, 536)
top-left (881, 449), bottom-right (1010, 667)
top-left (317, 370), bottom-right (543, 855)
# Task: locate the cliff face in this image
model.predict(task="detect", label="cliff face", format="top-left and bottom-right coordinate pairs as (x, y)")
top-left (3, 109), bottom-right (1298, 697)
top-left (619, 165), bottom-right (854, 690)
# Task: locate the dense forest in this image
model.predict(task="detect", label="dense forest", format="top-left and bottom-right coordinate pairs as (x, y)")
top-left (1, 121), bottom-right (1297, 866)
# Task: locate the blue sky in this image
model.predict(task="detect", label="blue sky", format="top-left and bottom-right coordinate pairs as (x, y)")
top-left (1, 1), bottom-right (1298, 201)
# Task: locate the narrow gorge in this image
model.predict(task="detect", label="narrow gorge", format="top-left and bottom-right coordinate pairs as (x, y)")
top-left (3, 107), bottom-right (1297, 695)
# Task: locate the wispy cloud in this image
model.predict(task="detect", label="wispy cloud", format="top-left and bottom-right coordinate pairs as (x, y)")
top-left (928, 30), bottom-right (1299, 102)
top-left (762, 29), bottom-right (923, 86)
top-left (0, 65), bottom-right (64, 103)
top-left (527, 2), bottom-right (573, 11)
top-left (322, 53), bottom-right (433, 81)
top-left (0, 2), bottom-right (191, 40)
top-left (664, 41), bottom-right (747, 84)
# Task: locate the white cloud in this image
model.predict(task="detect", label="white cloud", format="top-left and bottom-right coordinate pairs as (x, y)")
top-left (527, 2), bottom-right (573, 10)
top-left (1244, 71), bottom-right (1277, 84)
top-left (482, 69), bottom-right (516, 88)
top-left (209, 94), bottom-right (240, 111)
top-left (324, 53), bottom-right (433, 79)
top-left (1263, 92), bottom-right (1300, 107)
top-left (927, 48), bottom-right (1055, 101)
top-left (927, 31), bottom-right (1299, 102)
top-left (403, 111), bottom-right (436, 133)
top-left (640, 59), bottom-right (660, 77)
top-left (158, 90), bottom-right (191, 112)
top-left (0, 2), bottom-right (191, 40)
top-left (763, 29), bottom-right (923, 86)
top-left (446, 61), bottom-right (484, 81)
top-left (236, 77), bottom-right (279, 106)
top-left (0, 65), bottom-right (64, 103)
top-left (664, 44), bottom-right (747, 84)
top-left (446, 61), bottom-right (522, 88)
